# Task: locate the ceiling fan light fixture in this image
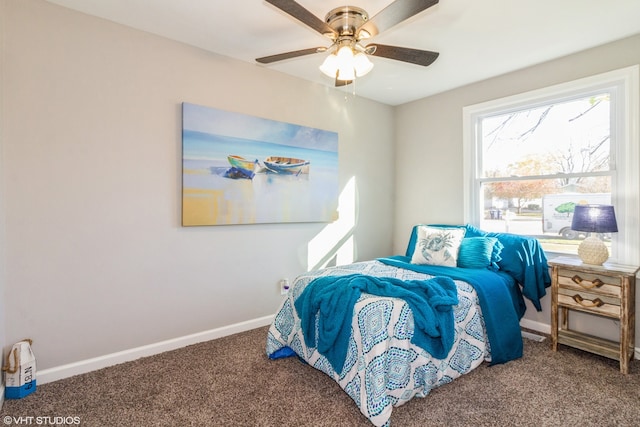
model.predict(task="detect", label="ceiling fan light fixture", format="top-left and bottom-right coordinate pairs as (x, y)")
top-left (320, 45), bottom-right (372, 82)
top-left (353, 52), bottom-right (374, 77)
top-left (336, 46), bottom-right (356, 80)
top-left (336, 45), bottom-right (354, 63)
top-left (319, 53), bottom-right (339, 78)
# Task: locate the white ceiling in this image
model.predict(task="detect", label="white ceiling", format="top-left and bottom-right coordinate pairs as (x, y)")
top-left (45, 0), bottom-right (640, 106)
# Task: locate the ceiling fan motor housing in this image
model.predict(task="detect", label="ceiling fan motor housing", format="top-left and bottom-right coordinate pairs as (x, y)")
top-left (324, 6), bottom-right (368, 38)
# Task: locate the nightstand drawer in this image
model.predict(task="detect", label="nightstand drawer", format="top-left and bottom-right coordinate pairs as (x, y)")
top-left (557, 288), bottom-right (620, 317)
top-left (557, 269), bottom-right (621, 299)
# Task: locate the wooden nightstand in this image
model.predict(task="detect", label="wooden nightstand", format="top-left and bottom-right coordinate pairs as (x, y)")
top-left (549, 256), bottom-right (639, 374)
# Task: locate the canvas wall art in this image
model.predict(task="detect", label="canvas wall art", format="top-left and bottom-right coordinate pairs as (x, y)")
top-left (182, 102), bottom-right (339, 226)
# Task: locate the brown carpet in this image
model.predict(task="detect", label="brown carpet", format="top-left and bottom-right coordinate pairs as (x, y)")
top-left (1, 326), bottom-right (639, 426)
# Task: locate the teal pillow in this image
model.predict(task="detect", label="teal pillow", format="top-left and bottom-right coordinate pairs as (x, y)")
top-left (457, 237), bottom-right (499, 269)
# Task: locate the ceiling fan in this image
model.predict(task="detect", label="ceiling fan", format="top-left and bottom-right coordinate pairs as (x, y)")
top-left (256, 0), bottom-right (440, 87)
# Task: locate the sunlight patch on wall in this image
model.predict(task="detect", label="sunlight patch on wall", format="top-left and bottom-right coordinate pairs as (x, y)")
top-left (307, 176), bottom-right (357, 271)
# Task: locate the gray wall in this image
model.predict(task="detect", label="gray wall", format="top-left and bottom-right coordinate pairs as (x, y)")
top-left (394, 34), bottom-right (640, 340)
top-left (0, 0), bottom-right (395, 370)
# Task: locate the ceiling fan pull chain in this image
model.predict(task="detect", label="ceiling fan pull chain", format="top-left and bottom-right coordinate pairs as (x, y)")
top-left (344, 77), bottom-right (354, 102)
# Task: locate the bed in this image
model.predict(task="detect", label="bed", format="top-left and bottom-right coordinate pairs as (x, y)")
top-left (266, 224), bottom-right (551, 426)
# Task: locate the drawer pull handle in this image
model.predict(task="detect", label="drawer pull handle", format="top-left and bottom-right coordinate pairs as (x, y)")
top-left (572, 294), bottom-right (604, 308)
top-left (571, 275), bottom-right (604, 289)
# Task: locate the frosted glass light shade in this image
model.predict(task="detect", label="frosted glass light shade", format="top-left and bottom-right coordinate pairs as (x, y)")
top-left (319, 54), bottom-right (338, 78)
top-left (353, 52), bottom-right (374, 77)
top-left (336, 45), bottom-right (354, 63)
top-left (337, 65), bottom-right (355, 81)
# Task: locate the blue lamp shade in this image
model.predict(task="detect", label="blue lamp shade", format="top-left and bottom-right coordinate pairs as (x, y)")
top-left (571, 204), bottom-right (618, 233)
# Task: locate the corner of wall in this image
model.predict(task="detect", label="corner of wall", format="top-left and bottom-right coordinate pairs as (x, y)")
top-left (0, 0), bottom-right (8, 399)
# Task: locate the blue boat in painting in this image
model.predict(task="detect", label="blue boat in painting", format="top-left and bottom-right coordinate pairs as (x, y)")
top-left (264, 156), bottom-right (310, 175)
top-left (225, 155), bottom-right (259, 179)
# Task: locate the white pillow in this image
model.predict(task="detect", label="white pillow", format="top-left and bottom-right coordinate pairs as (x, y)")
top-left (410, 226), bottom-right (466, 267)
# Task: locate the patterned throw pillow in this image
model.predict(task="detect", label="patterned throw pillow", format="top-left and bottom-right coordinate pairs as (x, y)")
top-left (457, 236), bottom-right (499, 269)
top-left (410, 226), bottom-right (466, 266)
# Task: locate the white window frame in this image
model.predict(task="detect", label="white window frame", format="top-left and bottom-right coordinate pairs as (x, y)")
top-left (463, 66), bottom-right (639, 265)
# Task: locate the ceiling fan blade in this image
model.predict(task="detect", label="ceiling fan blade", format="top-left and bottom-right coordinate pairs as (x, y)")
top-left (266, 0), bottom-right (337, 37)
top-left (256, 47), bottom-right (325, 64)
top-left (359, 0), bottom-right (439, 38)
top-left (367, 44), bottom-right (439, 67)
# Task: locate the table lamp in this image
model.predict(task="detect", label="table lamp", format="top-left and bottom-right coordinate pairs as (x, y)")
top-left (570, 204), bottom-right (618, 265)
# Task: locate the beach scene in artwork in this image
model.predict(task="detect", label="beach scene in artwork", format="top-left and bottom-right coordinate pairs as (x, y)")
top-left (182, 103), bottom-right (339, 226)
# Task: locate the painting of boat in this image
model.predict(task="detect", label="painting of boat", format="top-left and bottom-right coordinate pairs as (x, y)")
top-left (225, 155), bottom-right (259, 179)
top-left (263, 156), bottom-right (310, 175)
top-left (182, 102), bottom-right (338, 226)
top-left (228, 155), bottom-right (258, 172)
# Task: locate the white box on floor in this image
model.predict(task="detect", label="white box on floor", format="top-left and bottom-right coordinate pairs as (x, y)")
top-left (3, 339), bottom-right (37, 399)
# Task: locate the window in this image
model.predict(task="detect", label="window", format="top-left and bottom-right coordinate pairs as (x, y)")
top-left (463, 66), bottom-right (639, 264)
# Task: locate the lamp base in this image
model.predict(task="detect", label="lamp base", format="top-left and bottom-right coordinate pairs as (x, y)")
top-left (577, 236), bottom-right (609, 265)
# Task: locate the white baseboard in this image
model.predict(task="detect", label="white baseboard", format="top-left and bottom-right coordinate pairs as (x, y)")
top-left (519, 318), bottom-right (551, 335)
top-left (38, 315), bottom-right (274, 385)
top-left (519, 318), bottom-right (640, 360)
top-left (32, 314), bottom-right (640, 385)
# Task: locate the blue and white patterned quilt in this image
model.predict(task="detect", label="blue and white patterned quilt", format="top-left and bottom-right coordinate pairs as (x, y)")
top-left (266, 260), bottom-right (493, 427)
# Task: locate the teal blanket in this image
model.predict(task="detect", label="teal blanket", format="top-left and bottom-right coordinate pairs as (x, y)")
top-left (378, 256), bottom-right (523, 365)
top-left (295, 274), bottom-right (459, 374)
